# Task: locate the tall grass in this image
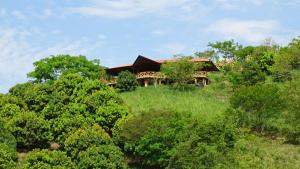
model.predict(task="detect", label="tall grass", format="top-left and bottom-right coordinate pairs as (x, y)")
top-left (120, 84), bottom-right (229, 121)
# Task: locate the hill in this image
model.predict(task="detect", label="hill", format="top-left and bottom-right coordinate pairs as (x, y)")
top-left (120, 74), bottom-right (300, 169)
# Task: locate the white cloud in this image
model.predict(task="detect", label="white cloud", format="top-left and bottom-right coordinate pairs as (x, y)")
top-left (0, 28), bottom-right (105, 93)
top-left (206, 19), bottom-right (280, 44)
top-left (67, 0), bottom-right (198, 18)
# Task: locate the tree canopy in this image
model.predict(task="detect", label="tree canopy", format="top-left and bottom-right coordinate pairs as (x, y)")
top-left (27, 55), bottom-right (103, 83)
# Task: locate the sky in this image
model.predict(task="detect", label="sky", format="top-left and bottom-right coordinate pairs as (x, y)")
top-left (0, 0), bottom-right (300, 93)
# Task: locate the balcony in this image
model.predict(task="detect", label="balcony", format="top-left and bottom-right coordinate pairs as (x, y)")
top-left (193, 71), bottom-right (207, 78)
top-left (136, 71), bottom-right (166, 79)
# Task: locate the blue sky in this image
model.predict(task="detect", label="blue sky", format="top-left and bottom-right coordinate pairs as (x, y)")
top-left (0, 0), bottom-right (300, 93)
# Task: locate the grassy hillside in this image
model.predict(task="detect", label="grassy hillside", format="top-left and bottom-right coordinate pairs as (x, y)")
top-left (120, 84), bottom-right (229, 121)
top-left (120, 79), bottom-right (300, 169)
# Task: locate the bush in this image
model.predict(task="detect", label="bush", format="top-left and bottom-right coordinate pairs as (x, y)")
top-left (23, 149), bottom-right (75, 169)
top-left (116, 110), bottom-right (188, 168)
top-left (230, 84), bottom-right (286, 132)
top-left (78, 145), bottom-right (127, 169)
top-left (0, 143), bottom-right (16, 169)
top-left (0, 121), bottom-right (17, 151)
top-left (167, 119), bottom-right (236, 169)
top-left (8, 112), bottom-right (52, 149)
top-left (64, 125), bottom-right (112, 159)
top-left (116, 71), bottom-right (138, 92)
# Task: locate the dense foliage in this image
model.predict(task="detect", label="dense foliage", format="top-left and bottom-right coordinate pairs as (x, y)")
top-left (161, 56), bottom-right (203, 88)
top-left (230, 84), bottom-right (285, 132)
top-left (116, 70), bottom-right (138, 92)
top-left (23, 149), bottom-right (75, 169)
top-left (27, 54), bottom-right (103, 83)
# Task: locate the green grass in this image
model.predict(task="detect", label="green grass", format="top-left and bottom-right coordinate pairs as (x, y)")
top-left (120, 84), bottom-right (230, 121)
top-left (233, 131), bottom-right (300, 169)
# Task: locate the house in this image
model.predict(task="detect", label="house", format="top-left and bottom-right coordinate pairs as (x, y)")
top-left (105, 55), bottom-right (218, 87)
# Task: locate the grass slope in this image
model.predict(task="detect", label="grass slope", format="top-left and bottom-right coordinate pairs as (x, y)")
top-left (120, 82), bottom-right (300, 168)
top-left (120, 85), bottom-right (229, 121)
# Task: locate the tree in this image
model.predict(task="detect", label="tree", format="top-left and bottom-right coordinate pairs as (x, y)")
top-left (0, 144), bottom-right (16, 169)
top-left (272, 37), bottom-right (300, 82)
top-left (77, 145), bottom-right (127, 169)
top-left (8, 112), bottom-right (52, 149)
top-left (230, 84), bottom-right (286, 132)
top-left (168, 119), bottom-right (236, 169)
top-left (116, 71), bottom-right (138, 92)
top-left (23, 149), bottom-right (75, 169)
top-left (116, 110), bottom-right (188, 168)
top-left (161, 56), bottom-right (201, 88)
top-left (27, 55), bottom-right (103, 83)
top-left (208, 40), bottom-right (241, 61)
top-left (64, 125), bottom-right (112, 160)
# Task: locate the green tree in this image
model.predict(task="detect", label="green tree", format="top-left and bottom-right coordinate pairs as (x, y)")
top-left (64, 125), bottom-right (112, 160)
top-left (230, 84), bottom-right (286, 132)
top-left (0, 144), bottom-right (16, 169)
top-left (78, 145), bottom-right (127, 169)
top-left (116, 110), bottom-right (188, 168)
top-left (8, 112), bottom-right (52, 149)
top-left (27, 55), bottom-right (103, 83)
top-left (272, 38), bottom-right (300, 82)
top-left (168, 119), bottom-right (236, 169)
top-left (23, 149), bottom-right (75, 169)
top-left (208, 40), bottom-right (241, 61)
top-left (116, 71), bottom-right (138, 92)
top-left (161, 56), bottom-right (201, 88)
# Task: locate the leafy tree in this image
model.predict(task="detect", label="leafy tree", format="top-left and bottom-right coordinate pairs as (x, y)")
top-left (0, 143), bottom-right (16, 169)
top-left (230, 60), bottom-right (266, 87)
top-left (208, 40), bottom-right (241, 61)
top-left (27, 55), bottom-right (103, 83)
top-left (0, 121), bottom-right (16, 151)
top-left (23, 149), bottom-right (75, 169)
top-left (0, 121), bottom-right (17, 169)
top-left (116, 71), bottom-right (138, 92)
top-left (168, 119), bottom-right (236, 169)
top-left (8, 112), bottom-right (52, 149)
top-left (272, 38), bottom-right (300, 82)
top-left (161, 56), bottom-right (202, 88)
top-left (78, 145), bottom-right (127, 169)
top-left (116, 110), bottom-right (188, 168)
top-left (230, 84), bottom-right (286, 132)
top-left (64, 125), bottom-right (112, 160)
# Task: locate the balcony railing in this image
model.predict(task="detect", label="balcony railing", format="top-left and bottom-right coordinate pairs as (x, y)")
top-left (136, 71), bottom-right (166, 79)
top-left (193, 71), bottom-right (207, 78)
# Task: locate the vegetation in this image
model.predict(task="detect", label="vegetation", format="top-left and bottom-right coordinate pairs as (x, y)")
top-left (161, 56), bottom-right (202, 88)
top-left (27, 54), bottom-right (103, 83)
top-left (1, 37), bottom-right (300, 168)
top-left (116, 70), bottom-right (138, 92)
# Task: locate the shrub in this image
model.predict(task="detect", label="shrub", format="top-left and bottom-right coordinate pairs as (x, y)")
top-left (8, 112), bottom-right (52, 149)
top-left (78, 145), bottom-right (127, 169)
top-left (0, 121), bottom-right (16, 151)
top-left (230, 84), bottom-right (286, 132)
top-left (116, 110), bottom-right (188, 168)
top-left (50, 113), bottom-right (94, 145)
top-left (64, 125), bottom-right (112, 159)
top-left (116, 71), bottom-right (138, 92)
top-left (0, 143), bottom-right (16, 169)
top-left (167, 119), bottom-right (236, 169)
top-left (23, 149), bottom-right (75, 169)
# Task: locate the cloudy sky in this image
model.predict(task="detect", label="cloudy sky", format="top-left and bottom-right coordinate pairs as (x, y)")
top-left (0, 0), bottom-right (300, 93)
